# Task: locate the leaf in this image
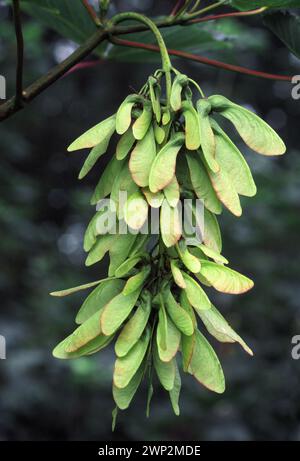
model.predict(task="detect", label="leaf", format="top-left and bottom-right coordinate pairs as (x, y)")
top-left (123, 191), bottom-right (149, 231)
top-left (182, 100), bottom-right (201, 151)
top-left (169, 362), bottom-right (181, 416)
top-left (157, 313), bottom-right (181, 362)
top-left (114, 254), bottom-right (143, 278)
top-left (113, 328), bottom-right (151, 388)
top-left (149, 133), bottom-right (185, 193)
top-left (85, 234), bottom-right (114, 266)
top-left (116, 128), bottom-right (136, 160)
top-left (129, 126), bottom-right (156, 187)
top-left (142, 188), bottom-right (164, 208)
top-left (211, 120), bottom-right (257, 197)
top-left (170, 74), bottom-right (189, 111)
top-left (108, 232), bottom-right (138, 276)
top-left (132, 102), bottom-right (153, 140)
top-left (53, 332), bottom-right (112, 359)
top-left (90, 156), bottom-right (125, 205)
top-left (209, 95), bottom-right (286, 156)
top-left (202, 153), bottom-right (242, 217)
top-left (198, 304), bottom-right (253, 355)
top-left (160, 200), bottom-right (182, 248)
top-left (76, 279), bottom-right (125, 324)
top-left (116, 95), bottom-right (141, 135)
top-left (197, 244), bottom-right (228, 265)
top-left (199, 260), bottom-right (254, 294)
top-left (188, 330), bottom-right (225, 394)
top-left (264, 11), bottom-right (300, 59)
top-left (230, 0), bottom-right (300, 11)
top-left (50, 279), bottom-right (104, 297)
top-left (164, 286), bottom-right (194, 336)
top-left (176, 240), bottom-right (201, 274)
top-left (68, 114), bottom-right (116, 152)
top-left (197, 99), bottom-right (219, 173)
top-left (115, 292), bottom-right (151, 357)
top-left (186, 152), bottom-right (222, 215)
top-left (100, 287), bottom-right (142, 336)
top-left (203, 209), bottom-right (222, 253)
top-left (163, 175), bottom-right (180, 208)
top-left (170, 259), bottom-right (187, 289)
top-left (123, 266), bottom-right (150, 296)
top-left (113, 360), bottom-right (145, 410)
top-left (154, 343), bottom-right (176, 391)
top-left (182, 272), bottom-right (211, 312)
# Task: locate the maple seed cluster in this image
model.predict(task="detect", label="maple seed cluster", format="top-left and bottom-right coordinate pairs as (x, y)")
top-left (51, 68), bottom-right (286, 416)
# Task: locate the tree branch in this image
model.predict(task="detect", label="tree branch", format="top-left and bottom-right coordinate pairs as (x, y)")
top-left (0, 6), bottom-right (292, 122)
top-left (189, 6), bottom-right (268, 24)
top-left (111, 37), bottom-right (293, 82)
top-left (81, 0), bottom-right (101, 26)
top-left (12, 0), bottom-right (24, 108)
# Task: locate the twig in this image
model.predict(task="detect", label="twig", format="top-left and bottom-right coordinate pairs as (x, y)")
top-left (111, 37), bottom-right (293, 82)
top-left (12, 0), bottom-right (24, 108)
top-left (170, 0), bottom-right (184, 16)
top-left (81, 0), bottom-right (101, 26)
top-left (189, 6), bottom-right (268, 24)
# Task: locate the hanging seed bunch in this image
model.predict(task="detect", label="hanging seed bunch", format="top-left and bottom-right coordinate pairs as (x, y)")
top-left (51, 15), bottom-right (286, 418)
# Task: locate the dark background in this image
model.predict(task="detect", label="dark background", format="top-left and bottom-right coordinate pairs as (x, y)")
top-left (0, 0), bottom-right (300, 441)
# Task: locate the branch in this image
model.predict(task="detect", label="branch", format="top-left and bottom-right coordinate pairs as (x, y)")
top-left (12, 0), bottom-right (24, 108)
top-left (189, 7), bottom-right (268, 24)
top-left (81, 0), bottom-right (101, 26)
top-left (111, 37), bottom-right (293, 82)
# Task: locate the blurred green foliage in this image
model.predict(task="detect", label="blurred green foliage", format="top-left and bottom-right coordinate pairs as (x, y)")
top-left (0, 0), bottom-right (300, 441)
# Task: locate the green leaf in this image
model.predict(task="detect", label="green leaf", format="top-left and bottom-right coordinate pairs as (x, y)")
top-left (85, 234), bottom-right (114, 266)
top-left (160, 200), bottom-right (182, 248)
top-left (211, 120), bottom-right (257, 197)
top-left (113, 328), bottom-right (151, 389)
top-left (50, 279), bottom-right (104, 297)
top-left (100, 287), bottom-right (142, 336)
top-left (113, 360), bottom-right (145, 410)
top-left (188, 330), bottom-right (225, 394)
top-left (197, 244), bottom-right (228, 265)
top-left (116, 95), bottom-right (142, 135)
top-left (230, 0), bottom-right (300, 11)
top-left (170, 74), bottom-right (189, 112)
top-left (164, 176), bottom-right (180, 208)
top-left (123, 191), bottom-right (149, 231)
top-left (53, 332), bottom-right (113, 359)
top-left (132, 102), bottom-right (153, 140)
top-left (176, 240), bottom-right (201, 274)
top-left (199, 260), bottom-right (254, 294)
top-left (182, 100), bottom-right (201, 151)
top-left (114, 254), bottom-right (143, 278)
top-left (129, 126), bottom-right (156, 187)
top-left (68, 114), bottom-right (115, 152)
top-left (157, 313), bottom-right (181, 362)
top-left (164, 286), bottom-right (194, 336)
top-left (186, 152), bottom-right (222, 215)
top-left (169, 362), bottom-right (181, 416)
top-left (203, 209), bottom-right (222, 253)
top-left (149, 133), bottom-right (185, 193)
top-left (116, 128), bottom-right (136, 160)
top-left (122, 265), bottom-right (151, 296)
top-left (115, 291), bottom-right (151, 357)
top-left (264, 11), bottom-right (300, 59)
top-left (142, 188), bottom-right (164, 208)
top-left (197, 99), bottom-right (220, 173)
top-left (108, 232), bottom-right (138, 276)
top-left (76, 279), bottom-right (125, 324)
top-left (182, 272), bottom-right (211, 312)
top-left (90, 156), bottom-right (125, 205)
top-left (198, 305), bottom-right (253, 355)
top-left (202, 153), bottom-right (242, 217)
top-left (154, 343), bottom-right (176, 391)
top-left (170, 259), bottom-right (187, 289)
top-left (209, 95), bottom-right (286, 156)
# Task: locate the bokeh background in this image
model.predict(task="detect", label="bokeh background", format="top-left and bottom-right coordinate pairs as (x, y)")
top-left (0, 0), bottom-right (300, 441)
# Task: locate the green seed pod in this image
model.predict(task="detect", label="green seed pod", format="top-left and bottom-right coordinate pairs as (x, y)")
top-left (170, 259), bottom-right (186, 289)
top-left (176, 240), bottom-right (201, 274)
top-left (116, 94), bottom-right (142, 135)
top-left (160, 199), bottom-right (182, 248)
top-left (148, 76), bottom-right (161, 123)
top-left (208, 94), bottom-right (286, 156)
top-left (164, 285), bottom-right (194, 336)
top-left (123, 191), bottom-right (149, 230)
top-left (181, 100), bottom-right (201, 151)
top-left (129, 125), bottom-right (156, 187)
top-left (163, 175), bottom-right (180, 208)
top-left (132, 101), bottom-right (153, 140)
top-left (116, 127), bottom-right (136, 160)
top-left (122, 265), bottom-right (151, 296)
top-left (91, 156), bottom-right (125, 205)
top-left (154, 342), bottom-right (176, 391)
top-left (68, 114), bottom-right (116, 151)
top-left (196, 99), bottom-right (219, 173)
top-left (181, 272), bottom-right (211, 312)
top-left (170, 73), bottom-right (189, 112)
top-left (113, 360), bottom-right (146, 410)
top-left (199, 260), bottom-right (254, 294)
top-left (169, 361), bottom-right (181, 416)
